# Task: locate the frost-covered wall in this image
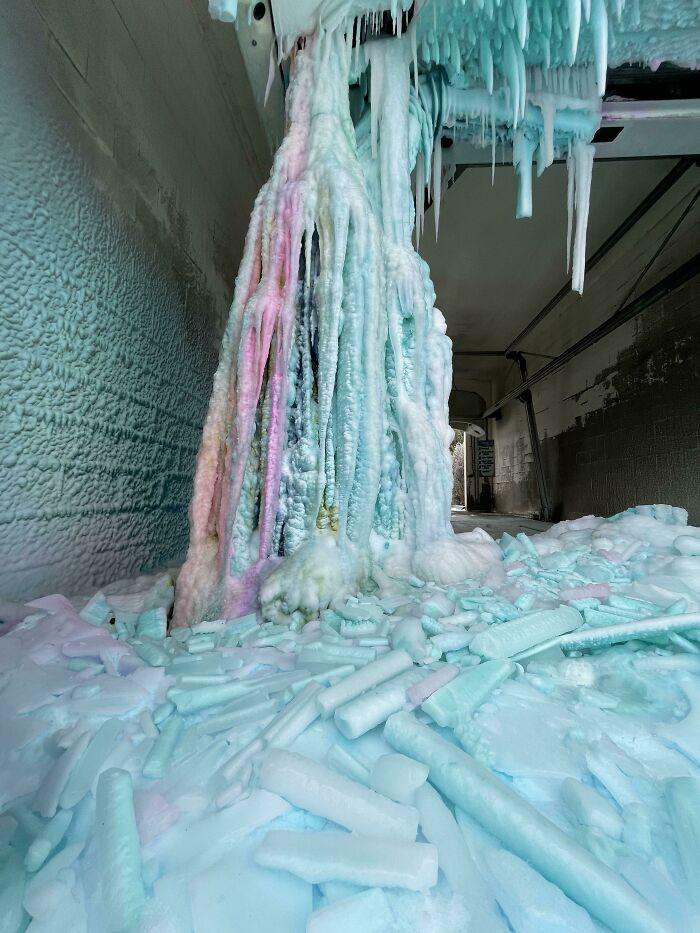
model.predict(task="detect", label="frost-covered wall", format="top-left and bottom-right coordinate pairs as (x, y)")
top-left (492, 169), bottom-right (700, 521)
top-left (0, 0), bottom-right (270, 600)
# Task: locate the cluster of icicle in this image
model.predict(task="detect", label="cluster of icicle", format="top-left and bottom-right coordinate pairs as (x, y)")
top-left (174, 33), bottom-right (474, 627)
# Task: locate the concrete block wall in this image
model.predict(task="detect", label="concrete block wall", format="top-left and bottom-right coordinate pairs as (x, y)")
top-left (492, 168), bottom-right (700, 523)
top-left (0, 0), bottom-right (271, 600)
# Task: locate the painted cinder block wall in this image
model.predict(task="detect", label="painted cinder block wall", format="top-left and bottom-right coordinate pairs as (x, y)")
top-left (0, 0), bottom-right (270, 600)
top-left (491, 167), bottom-right (700, 523)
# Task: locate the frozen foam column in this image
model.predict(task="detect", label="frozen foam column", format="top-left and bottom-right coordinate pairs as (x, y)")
top-left (254, 830), bottom-right (438, 890)
top-left (316, 649), bottom-right (413, 719)
top-left (384, 712), bottom-right (671, 933)
top-left (469, 606), bottom-right (583, 659)
top-left (421, 660), bottom-right (516, 727)
top-left (258, 749), bottom-right (418, 841)
top-left (95, 768), bottom-right (145, 933)
top-left (307, 888), bottom-right (394, 933)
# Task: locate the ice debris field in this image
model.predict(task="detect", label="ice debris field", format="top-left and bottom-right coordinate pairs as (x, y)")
top-left (4, 505), bottom-right (700, 931)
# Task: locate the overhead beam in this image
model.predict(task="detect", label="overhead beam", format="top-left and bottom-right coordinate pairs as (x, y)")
top-left (504, 156), bottom-right (696, 353)
top-left (483, 251), bottom-right (700, 418)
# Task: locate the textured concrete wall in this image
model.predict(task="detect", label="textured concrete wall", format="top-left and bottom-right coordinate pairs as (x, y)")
top-left (0, 1), bottom-right (270, 600)
top-left (492, 171), bottom-right (700, 522)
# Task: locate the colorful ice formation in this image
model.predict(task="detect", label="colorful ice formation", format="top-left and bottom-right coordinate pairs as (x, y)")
top-left (177, 0), bottom-right (700, 627)
top-left (5, 506), bottom-right (700, 931)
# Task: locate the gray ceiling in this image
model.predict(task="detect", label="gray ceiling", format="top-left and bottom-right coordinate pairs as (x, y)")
top-left (420, 158), bottom-right (679, 360)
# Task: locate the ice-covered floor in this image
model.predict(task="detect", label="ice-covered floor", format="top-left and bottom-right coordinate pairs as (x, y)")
top-left (451, 511), bottom-right (551, 539)
top-left (3, 505), bottom-right (700, 933)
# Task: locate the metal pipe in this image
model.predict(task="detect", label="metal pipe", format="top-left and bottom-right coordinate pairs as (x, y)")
top-left (484, 251), bottom-right (700, 418)
top-left (462, 431), bottom-right (468, 510)
top-left (505, 157), bottom-right (696, 353)
top-left (507, 353), bottom-right (553, 522)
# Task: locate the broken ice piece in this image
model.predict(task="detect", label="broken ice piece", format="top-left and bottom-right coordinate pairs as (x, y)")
top-left (665, 777), bottom-right (700, 906)
top-left (254, 830), bottom-right (438, 891)
top-left (307, 888), bottom-right (394, 933)
top-left (316, 649), bottom-right (413, 719)
top-left (59, 718), bottom-right (123, 810)
top-left (24, 809), bottom-right (73, 872)
top-left (369, 753), bottom-right (428, 804)
top-left (558, 611), bottom-right (700, 652)
top-left (334, 667), bottom-right (424, 740)
top-left (470, 606), bottom-right (583, 659)
top-left (258, 749), bottom-right (418, 840)
top-left (79, 592), bottom-right (112, 626)
top-left (325, 744), bottom-right (370, 785)
top-left (167, 680), bottom-right (249, 714)
top-left (406, 663), bottom-right (460, 708)
top-left (135, 608), bottom-right (167, 641)
top-left (142, 715), bottom-right (183, 779)
top-left (384, 712), bottom-right (670, 933)
top-left (421, 660), bottom-right (516, 727)
top-left (95, 768), bottom-right (145, 933)
top-left (561, 778), bottom-right (623, 839)
top-left (32, 730), bottom-right (91, 818)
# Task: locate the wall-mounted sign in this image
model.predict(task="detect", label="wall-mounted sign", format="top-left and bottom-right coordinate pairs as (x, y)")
top-left (478, 438), bottom-right (495, 477)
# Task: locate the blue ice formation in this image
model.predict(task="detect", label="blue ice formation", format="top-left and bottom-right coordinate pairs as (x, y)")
top-left (5, 506), bottom-right (700, 931)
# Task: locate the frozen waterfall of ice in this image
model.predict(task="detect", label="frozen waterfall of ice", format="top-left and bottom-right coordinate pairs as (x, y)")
top-left (175, 0), bottom-right (700, 627)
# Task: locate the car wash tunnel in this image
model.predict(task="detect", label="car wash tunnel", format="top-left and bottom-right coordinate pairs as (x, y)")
top-left (2, 0), bottom-right (700, 930)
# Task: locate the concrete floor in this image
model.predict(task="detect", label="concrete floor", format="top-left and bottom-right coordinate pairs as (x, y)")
top-left (451, 509), bottom-right (551, 539)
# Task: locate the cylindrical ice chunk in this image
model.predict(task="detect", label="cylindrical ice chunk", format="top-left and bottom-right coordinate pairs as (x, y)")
top-left (369, 753), bottom-right (428, 804)
top-left (142, 715), bottom-right (183, 779)
top-left (406, 664), bottom-right (460, 708)
top-left (316, 650), bottom-right (413, 719)
top-left (258, 749), bottom-right (418, 840)
top-left (167, 681), bottom-right (249, 714)
top-left (95, 769), bottom-right (145, 933)
top-left (558, 612), bottom-right (700, 651)
top-left (334, 668), bottom-right (424, 740)
top-left (421, 660), bottom-right (516, 727)
top-left (254, 830), bottom-right (438, 891)
top-left (470, 606), bottom-right (583, 658)
top-left (384, 712), bottom-right (671, 933)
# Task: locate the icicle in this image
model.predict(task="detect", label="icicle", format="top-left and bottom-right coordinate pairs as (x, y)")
top-left (567, 0), bottom-right (581, 62)
top-left (538, 95), bottom-right (555, 172)
top-left (264, 40), bottom-right (277, 107)
top-left (514, 0), bottom-right (528, 48)
top-left (503, 31), bottom-right (520, 129)
top-left (415, 152), bottom-right (425, 250)
top-left (566, 144), bottom-right (575, 272)
top-left (411, 24), bottom-right (419, 94)
top-left (480, 34), bottom-right (494, 93)
top-left (571, 140), bottom-right (595, 293)
top-left (513, 129), bottom-right (535, 218)
top-left (591, 0), bottom-right (609, 94)
top-left (432, 137), bottom-right (442, 240)
top-left (490, 102), bottom-right (496, 185)
top-left (582, 0), bottom-right (591, 22)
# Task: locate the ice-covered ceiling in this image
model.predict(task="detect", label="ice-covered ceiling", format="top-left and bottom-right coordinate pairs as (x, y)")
top-left (422, 157), bottom-right (685, 362)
